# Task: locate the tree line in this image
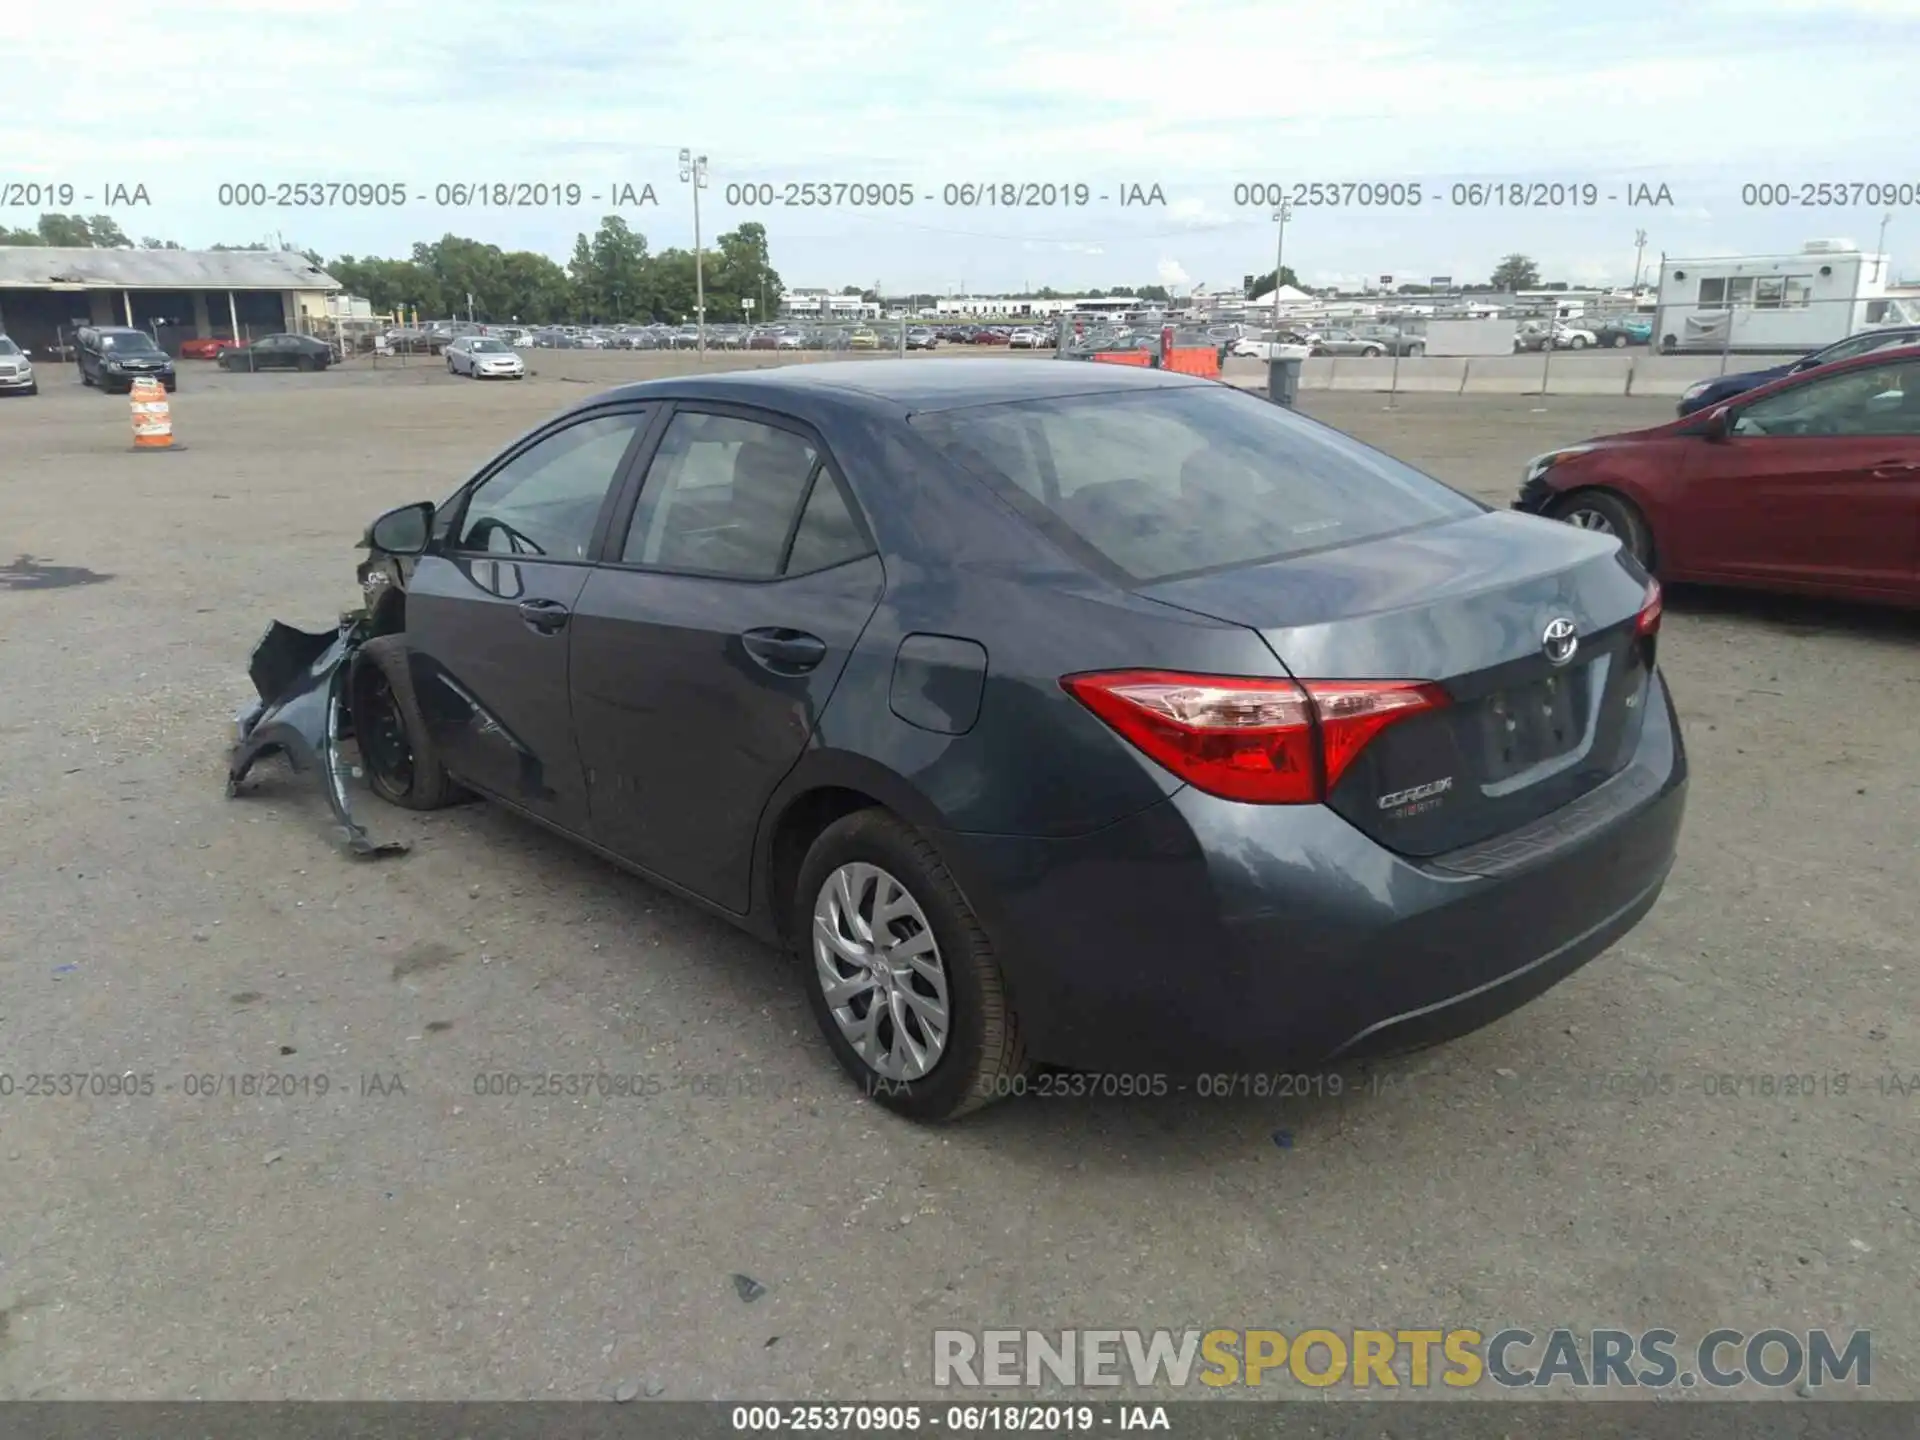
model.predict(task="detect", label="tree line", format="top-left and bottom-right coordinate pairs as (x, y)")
top-left (0, 215), bottom-right (1574, 318)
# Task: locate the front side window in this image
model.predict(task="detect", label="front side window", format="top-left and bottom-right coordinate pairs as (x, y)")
top-left (914, 385), bottom-right (1481, 582)
top-left (1734, 360), bottom-right (1920, 438)
top-left (621, 412), bottom-right (821, 577)
top-left (456, 410), bottom-right (649, 559)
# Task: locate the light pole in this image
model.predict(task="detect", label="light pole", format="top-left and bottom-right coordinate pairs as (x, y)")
top-left (1874, 212), bottom-right (1893, 281)
top-left (1271, 202), bottom-right (1293, 334)
top-left (1630, 229), bottom-right (1648, 303)
top-left (680, 148), bottom-right (709, 357)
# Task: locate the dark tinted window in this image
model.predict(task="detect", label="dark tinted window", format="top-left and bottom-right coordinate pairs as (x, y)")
top-left (785, 473), bottom-right (870, 574)
top-left (621, 412), bottom-right (819, 577)
top-left (457, 410), bottom-right (648, 559)
top-left (913, 386), bottom-right (1481, 582)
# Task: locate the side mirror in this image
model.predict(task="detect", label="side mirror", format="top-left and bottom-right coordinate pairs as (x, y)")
top-left (1701, 406), bottom-right (1732, 442)
top-left (368, 501), bottom-right (434, 555)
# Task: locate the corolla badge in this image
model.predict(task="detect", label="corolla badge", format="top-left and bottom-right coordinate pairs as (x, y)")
top-left (1542, 616), bottom-right (1579, 666)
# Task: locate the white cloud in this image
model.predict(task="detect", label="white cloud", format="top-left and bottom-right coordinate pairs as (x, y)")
top-left (1157, 259), bottom-right (1192, 289)
top-left (4, 0), bottom-right (1911, 289)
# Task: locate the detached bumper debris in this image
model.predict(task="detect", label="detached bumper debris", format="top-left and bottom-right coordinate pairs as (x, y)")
top-left (226, 615), bottom-right (409, 859)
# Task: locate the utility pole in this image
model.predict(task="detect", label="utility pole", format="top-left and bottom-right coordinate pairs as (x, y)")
top-left (1874, 212), bottom-right (1893, 281)
top-left (1271, 202), bottom-right (1293, 334)
top-left (680, 149), bottom-right (708, 357)
top-left (1630, 229), bottom-right (1648, 302)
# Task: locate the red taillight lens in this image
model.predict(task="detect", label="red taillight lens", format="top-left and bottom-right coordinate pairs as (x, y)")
top-left (1060, 670), bottom-right (1448, 804)
top-left (1635, 578), bottom-right (1663, 637)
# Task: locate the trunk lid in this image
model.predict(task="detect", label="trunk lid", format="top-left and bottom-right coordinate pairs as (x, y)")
top-left (1139, 511), bottom-right (1657, 856)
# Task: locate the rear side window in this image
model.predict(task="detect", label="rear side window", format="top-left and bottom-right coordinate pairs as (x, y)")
top-left (912, 386), bottom-right (1481, 582)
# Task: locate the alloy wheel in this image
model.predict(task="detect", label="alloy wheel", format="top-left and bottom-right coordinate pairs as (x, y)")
top-left (812, 862), bottom-right (951, 1081)
top-left (1563, 508), bottom-right (1617, 536)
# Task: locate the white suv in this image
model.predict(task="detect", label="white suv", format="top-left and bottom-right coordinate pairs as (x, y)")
top-left (0, 336), bottom-right (36, 395)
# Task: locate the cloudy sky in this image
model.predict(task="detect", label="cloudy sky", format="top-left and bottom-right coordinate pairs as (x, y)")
top-left (8, 0), bottom-right (1919, 293)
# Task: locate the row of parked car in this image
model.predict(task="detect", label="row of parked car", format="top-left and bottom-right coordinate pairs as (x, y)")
top-left (376, 319), bottom-right (1072, 354)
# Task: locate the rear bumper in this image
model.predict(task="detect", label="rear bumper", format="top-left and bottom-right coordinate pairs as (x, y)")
top-left (940, 671), bottom-right (1687, 1074)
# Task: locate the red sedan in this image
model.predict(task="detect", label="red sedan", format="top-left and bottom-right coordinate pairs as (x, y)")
top-left (1514, 344), bottom-right (1920, 606)
top-left (178, 337), bottom-right (243, 360)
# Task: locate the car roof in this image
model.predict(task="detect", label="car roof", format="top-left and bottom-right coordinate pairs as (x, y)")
top-left (1820, 325), bottom-right (1920, 351)
top-left (590, 357), bottom-right (1212, 415)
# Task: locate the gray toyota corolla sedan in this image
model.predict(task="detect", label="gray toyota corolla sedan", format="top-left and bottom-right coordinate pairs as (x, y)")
top-left (230, 360), bottom-right (1686, 1122)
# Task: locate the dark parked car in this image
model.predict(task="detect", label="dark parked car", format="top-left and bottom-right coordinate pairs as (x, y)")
top-left (1516, 344), bottom-right (1920, 606)
top-left (218, 334), bottom-right (335, 372)
top-left (1674, 324), bottom-right (1920, 416)
top-left (75, 326), bottom-right (176, 392)
top-left (232, 360), bottom-right (1685, 1121)
top-left (1588, 317), bottom-right (1653, 349)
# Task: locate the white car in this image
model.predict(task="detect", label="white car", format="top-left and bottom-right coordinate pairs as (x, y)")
top-left (1516, 323), bottom-right (1597, 352)
top-left (1007, 328), bottom-right (1042, 349)
top-left (0, 335), bottom-right (37, 395)
top-left (446, 336), bottom-right (527, 379)
top-left (1231, 332), bottom-right (1315, 362)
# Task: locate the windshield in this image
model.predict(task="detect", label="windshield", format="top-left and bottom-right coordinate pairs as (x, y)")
top-left (0, 338), bottom-right (20, 356)
top-left (101, 332), bottom-right (160, 353)
top-left (913, 385), bottom-right (1481, 582)
top-left (470, 339), bottom-right (510, 352)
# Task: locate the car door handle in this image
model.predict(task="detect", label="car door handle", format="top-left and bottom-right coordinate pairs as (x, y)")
top-left (516, 598), bottom-right (571, 634)
top-left (742, 627), bottom-right (827, 674)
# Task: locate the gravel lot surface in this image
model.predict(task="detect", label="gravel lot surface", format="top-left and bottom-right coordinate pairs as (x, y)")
top-left (1, 353), bottom-right (1913, 1400)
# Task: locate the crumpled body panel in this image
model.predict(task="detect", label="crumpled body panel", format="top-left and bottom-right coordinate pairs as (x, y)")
top-left (226, 617), bottom-right (409, 858)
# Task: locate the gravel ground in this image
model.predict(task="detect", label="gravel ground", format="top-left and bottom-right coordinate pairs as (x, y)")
top-left (0, 357), bottom-right (1914, 1401)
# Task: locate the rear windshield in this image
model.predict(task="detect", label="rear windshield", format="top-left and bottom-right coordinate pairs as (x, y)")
top-left (912, 385), bottom-right (1481, 582)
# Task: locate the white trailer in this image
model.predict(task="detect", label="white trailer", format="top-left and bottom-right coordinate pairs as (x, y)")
top-left (1653, 240), bottom-right (1916, 354)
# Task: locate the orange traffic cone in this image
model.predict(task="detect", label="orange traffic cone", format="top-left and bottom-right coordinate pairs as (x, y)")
top-left (129, 375), bottom-right (184, 452)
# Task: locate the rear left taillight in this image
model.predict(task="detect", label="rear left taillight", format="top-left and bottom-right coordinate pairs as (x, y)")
top-left (1060, 670), bottom-right (1448, 805)
top-left (1635, 578), bottom-right (1663, 637)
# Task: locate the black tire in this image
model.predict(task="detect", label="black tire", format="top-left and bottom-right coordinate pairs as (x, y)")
top-left (297, 354), bottom-right (316, 371)
top-left (162, 379), bottom-right (176, 393)
top-left (1361, 345), bottom-right (1383, 357)
top-left (347, 634), bottom-right (456, 810)
top-left (1610, 333), bottom-right (1628, 348)
top-left (1569, 335), bottom-right (1588, 350)
top-left (1550, 489), bottom-right (1653, 566)
top-left (795, 809), bottom-right (1027, 1122)
top-left (1407, 343), bottom-right (1425, 357)
top-left (25, 381), bottom-right (37, 396)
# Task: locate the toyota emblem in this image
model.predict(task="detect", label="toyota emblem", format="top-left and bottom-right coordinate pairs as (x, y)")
top-left (1542, 616), bottom-right (1579, 666)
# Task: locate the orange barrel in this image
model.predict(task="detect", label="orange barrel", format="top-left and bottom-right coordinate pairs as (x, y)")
top-left (130, 375), bottom-right (174, 448)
